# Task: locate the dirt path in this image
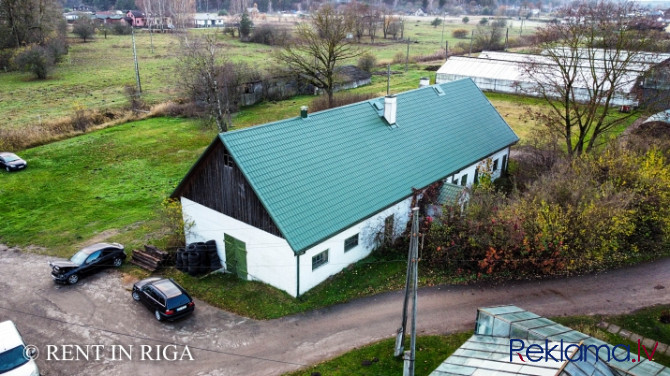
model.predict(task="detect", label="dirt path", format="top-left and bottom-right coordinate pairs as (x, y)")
top-left (1, 248), bottom-right (668, 375)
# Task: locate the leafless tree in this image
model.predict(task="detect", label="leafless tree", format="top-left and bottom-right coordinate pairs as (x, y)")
top-left (0, 0), bottom-right (62, 48)
top-left (175, 35), bottom-right (253, 132)
top-left (521, 0), bottom-right (664, 157)
top-left (365, 6), bottom-right (379, 43)
top-left (273, 4), bottom-right (361, 107)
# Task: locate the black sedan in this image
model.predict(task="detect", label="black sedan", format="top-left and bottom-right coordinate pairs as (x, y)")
top-left (0, 152), bottom-right (27, 172)
top-left (50, 242), bottom-right (126, 284)
top-left (132, 277), bottom-right (195, 321)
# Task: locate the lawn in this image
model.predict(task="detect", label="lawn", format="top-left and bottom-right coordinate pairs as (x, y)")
top-left (282, 306), bottom-right (670, 375)
top-left (0, 117), bottom-right (212, 256)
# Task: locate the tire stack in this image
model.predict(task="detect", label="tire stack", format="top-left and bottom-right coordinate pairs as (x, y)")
top-left (175, 240), bottom-right (222, 276)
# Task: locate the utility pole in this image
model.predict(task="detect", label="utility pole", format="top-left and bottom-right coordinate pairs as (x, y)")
top-left (387, 64), bottom-right (391, 96)
top-left (469, 29), bottom-right (474, 56)
top-left (405, 38), bottom-right (410, 72)
top-left (131, 26), bottom-right (142, 94)
top-left (395, 207), bottom-right (421, 376)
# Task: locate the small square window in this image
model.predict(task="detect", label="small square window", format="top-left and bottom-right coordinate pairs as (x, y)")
top-left (460, 174), bottom-right (468, 186)
top-left (344, 234), bottom-right (359, 252)
top-left (312, 250), bottom-right (329, 270)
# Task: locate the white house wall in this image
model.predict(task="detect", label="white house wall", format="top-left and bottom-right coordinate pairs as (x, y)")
top-left (446, 147), bottom-right (510, 187)
top-left (180, 197), bottom-right (297, 295)
top-left (180, 148), bottom-right (510, 297)
top-left (296, 196), bottom-right (414, 296)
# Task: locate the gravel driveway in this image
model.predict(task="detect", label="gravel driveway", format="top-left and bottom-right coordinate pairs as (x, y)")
top-left (1, 248), bottom-right (669, 375)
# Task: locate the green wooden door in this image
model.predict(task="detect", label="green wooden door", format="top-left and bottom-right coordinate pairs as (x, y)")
top-left (224, 234), bottom-right (247, 279)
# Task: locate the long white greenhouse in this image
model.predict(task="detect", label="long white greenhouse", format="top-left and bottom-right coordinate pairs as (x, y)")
top-left (436, 50), bottom-right (670, 107)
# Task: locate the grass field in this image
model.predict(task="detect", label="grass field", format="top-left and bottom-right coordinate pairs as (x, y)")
top-left (0, 117), bottom-right (212, 256)
top-left (0, 17), bottom-right (539, 134)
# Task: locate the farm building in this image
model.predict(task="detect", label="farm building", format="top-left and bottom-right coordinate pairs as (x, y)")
top-left (171, 79), bottom-right (519, 297)
top-left (436, 50), bottom-right (670, 107)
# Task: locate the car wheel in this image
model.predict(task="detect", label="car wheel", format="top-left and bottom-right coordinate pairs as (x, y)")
top-left (113, 257), bottom-right (123, 267)
top-left (132, 291), bottom-right (140, 301)
top-left (68, 274), bottom-right (79, 284)
top-left (154, 310), bottom-right (163, 321)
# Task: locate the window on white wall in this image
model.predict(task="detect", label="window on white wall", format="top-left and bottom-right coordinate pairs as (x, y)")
top-left (493, 159), bottom-right (499, 172)
top-left (460, 174), bottom-right (468, 186)
top-left (312, 250), bottom-right (329, 270)
top-left (344, 234), bottom-right (359, 252)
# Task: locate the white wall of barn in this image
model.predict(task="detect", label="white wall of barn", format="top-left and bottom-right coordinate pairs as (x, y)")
top-left (446, 148), bottom-right (511, 187)
top-left (180, 197), bottom-right (297, 296)
top-left (179, 147), bottom-right (511, 297)
top-left (296, 195), bottom-right (414, 296)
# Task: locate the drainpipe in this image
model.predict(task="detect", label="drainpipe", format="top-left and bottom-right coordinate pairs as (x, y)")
top-left (296, 253), bottom-right (301, 298)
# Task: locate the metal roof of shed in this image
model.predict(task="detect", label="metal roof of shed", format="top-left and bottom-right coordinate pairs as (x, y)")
top-left (431, 305), bottom-right (670, 376)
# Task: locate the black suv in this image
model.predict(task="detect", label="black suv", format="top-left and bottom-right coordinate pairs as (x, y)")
top-left (132, 277), bottom-right (195, 321)
top-left (50, 243), bottom-right (126, 284)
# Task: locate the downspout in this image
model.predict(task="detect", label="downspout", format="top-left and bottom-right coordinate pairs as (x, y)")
top-left (296, 252), bottom-right (301, 298)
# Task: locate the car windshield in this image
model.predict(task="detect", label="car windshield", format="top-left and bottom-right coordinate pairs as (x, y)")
top-left (2, 154), bottom-right (19, 162)
top-left (0, 345), bottom-right (29, 373)
top-left (69, 250), bottom-right (89, 265)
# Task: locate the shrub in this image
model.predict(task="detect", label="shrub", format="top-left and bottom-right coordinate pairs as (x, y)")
top-left (250, 24), bottom-right (290, 46)
top-left (73, 17), bottom-right (96, 42)
top-left (479, 18), bottom-right (488, 25)
top-left (431, 18), bottom-right (442, 28)
top-left (112, 22), bottom-right (132, 35)
top-left (391, 51), bottom-right (405, 64)
top-left (12, 44), bottom-right (54, 79)
top-left (45, 36), bottom-right (69, 63)
top-left (357, 52), bottom-right (377, 72)
top-left (452, 28), bottom-right (468, 38)
top-left (423, 142), bottom-right (670, 279)
top-left (218, 9), bottom-right (228, 16)
top-left (462, 16), bottom-right (469, 24)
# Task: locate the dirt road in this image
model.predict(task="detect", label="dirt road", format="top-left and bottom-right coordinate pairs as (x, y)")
top-left (1, 248), bottom-right (668, 375)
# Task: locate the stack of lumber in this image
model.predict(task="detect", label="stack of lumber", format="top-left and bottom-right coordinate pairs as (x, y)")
top-left (130, 245), bottom-right (169, 271)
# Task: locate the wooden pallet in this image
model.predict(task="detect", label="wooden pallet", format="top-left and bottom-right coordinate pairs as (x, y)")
top-left (130, 245), bottom-right (169, 272)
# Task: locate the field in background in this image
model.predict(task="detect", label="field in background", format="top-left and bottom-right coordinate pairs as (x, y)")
top-left (0, 16), bottom-right (540, 134)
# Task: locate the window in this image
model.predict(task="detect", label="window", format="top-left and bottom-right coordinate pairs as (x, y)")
top-left (474, 167), bottom-right (479, 184)
top-left (344, 234), bottom-right (359, 252)
top-left (493, 159), bottom-right (499, 172)
top-left (312, 250), bottom-right (329, 270)
top-left (460, 174), bottom-right (468, 186)
top-left (502, 155), bottom-right (507, 173)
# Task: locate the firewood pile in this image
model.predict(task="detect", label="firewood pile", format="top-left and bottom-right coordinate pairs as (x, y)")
top-left (130, 245), bottom-right (169, 271)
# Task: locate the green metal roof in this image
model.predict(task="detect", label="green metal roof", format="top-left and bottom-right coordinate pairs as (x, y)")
top-left (220, 79), bottom-right (519, 253)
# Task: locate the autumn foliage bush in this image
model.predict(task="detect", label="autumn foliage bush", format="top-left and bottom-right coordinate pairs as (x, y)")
top-left (423, 142), bottom-right (670, 279)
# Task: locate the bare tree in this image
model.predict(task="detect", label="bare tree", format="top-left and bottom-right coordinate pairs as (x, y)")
top-left (473, 18), bottom-right (505, 50)
top-left (521, 0), bottom-right (663, 157)
top-left (0, 0), bottom-right (62, 48)
top-left (365, 6), bottom-right (379, 43)
top-left (175, 35), bottom-right (231, 132)
top-left (274, 4), bottom-right (361, 107)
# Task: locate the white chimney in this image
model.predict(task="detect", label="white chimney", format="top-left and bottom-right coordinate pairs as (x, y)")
top-left (384, 95), bottom-right (397, 125)
top-left (419, 77), bottom-right (430, 88)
